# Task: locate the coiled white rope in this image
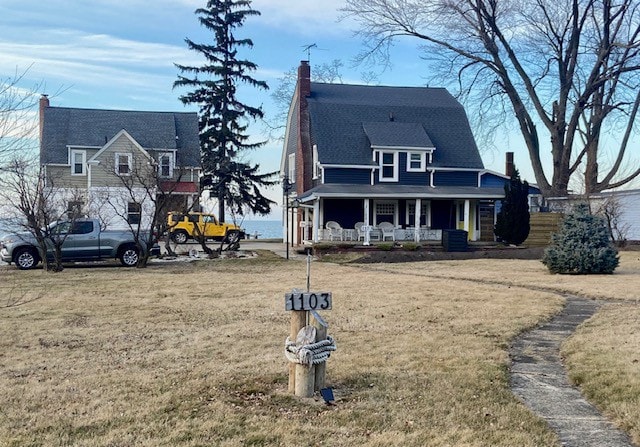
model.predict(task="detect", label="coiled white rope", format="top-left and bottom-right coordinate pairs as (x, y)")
top-left (285, 327), bottom-right (337, 366)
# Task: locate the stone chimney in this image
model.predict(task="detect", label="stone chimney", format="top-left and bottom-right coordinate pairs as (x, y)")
top-left (39, 94), bottom-right (49, 152)
top-left (505, 151), bottom-right (515, 178)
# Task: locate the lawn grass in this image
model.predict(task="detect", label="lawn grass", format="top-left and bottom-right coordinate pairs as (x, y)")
top-left (0, 252), bottom-right (637, 446)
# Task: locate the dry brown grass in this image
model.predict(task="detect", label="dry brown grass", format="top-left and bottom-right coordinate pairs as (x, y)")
top-left (0, 251), bottom-right (636, 446)
top-left (562, 303), bottom-right (640, 445)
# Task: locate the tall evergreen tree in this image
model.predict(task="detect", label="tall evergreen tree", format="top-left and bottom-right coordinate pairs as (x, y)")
top-left (494, 169), bottom-right (531, 245)
top-left (175, 0), bottom-right (276, 222)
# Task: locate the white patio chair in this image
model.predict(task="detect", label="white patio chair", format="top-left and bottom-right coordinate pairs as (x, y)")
top-left (354, 222), bottom-right (365, 241)
top-left (378, 221), bottom-right (396, 241)
top-left (325, 221), bottom-right (343, 241)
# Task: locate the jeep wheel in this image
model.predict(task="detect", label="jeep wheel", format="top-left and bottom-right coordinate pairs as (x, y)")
top-left (171, 230), bottom-right (188, 244)
top-left (119, 246), bottom-right (139, 267)
top-left (14, 247), bottom-right (39, 270)
top-left (224, 230), bottom-right (240, 244)
top-left (222, 230), bottom-right (241, 251)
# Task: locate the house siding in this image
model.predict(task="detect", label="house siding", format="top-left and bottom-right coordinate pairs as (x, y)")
top-left (322, 198), bottom-right (364, 229)
top-left (46, 165), bottom-right (89, 189)
top-left (480, 173), bottom-right (507, 188)
top-left (91, 134), bottom-right (152, 187)
top-left (323, 168), bottom-right (371, 185)
top-left (433, 171), bottom-right (478, 187)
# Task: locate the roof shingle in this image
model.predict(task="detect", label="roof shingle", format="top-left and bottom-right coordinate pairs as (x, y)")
top-left (41, 107), bottom-right (200, 167)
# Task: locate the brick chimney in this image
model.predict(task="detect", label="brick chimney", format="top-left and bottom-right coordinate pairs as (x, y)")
top-left (505, 151), bottom-right (514, 177)
top-left (39, 94), bottom-right (49, 153)
top-left (298, 60), bottom-right (311, 99)
top-left (296, 61), bottom-right (312, 194)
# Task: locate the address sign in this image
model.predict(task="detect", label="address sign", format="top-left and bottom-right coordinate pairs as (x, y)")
top-left (285, 291), bottom-right (332, 311)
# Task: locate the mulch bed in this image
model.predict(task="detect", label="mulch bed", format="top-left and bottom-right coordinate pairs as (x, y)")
top-left (350, 246), bottom-right (546, 263)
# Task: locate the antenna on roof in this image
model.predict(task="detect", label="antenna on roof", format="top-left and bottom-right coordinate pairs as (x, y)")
top-left (302, 43), bottom-right (317, 61)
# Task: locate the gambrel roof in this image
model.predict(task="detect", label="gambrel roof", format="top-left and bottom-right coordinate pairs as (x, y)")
top-left (41, 107), bottom-right (200, 167)
top-left (303, 83), bottom-right (484, 169)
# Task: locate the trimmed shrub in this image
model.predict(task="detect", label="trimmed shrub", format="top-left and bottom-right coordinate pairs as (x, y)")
top-left (542, 203), bottom-right (619, 274)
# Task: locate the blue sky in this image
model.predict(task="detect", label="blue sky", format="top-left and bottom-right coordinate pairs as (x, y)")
top-left (0, 0), bottom-right (532, 219)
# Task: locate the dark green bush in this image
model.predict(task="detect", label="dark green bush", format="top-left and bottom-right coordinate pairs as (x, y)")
top-left (542, 203), bottom-right (619, 274)
top-left (401, 242), bottom-right (421, 251)
top-left (494, 169), bottom-right (530, 245)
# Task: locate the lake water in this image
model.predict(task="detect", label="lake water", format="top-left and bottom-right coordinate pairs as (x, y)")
top-left (0, 217), bottom-right (284, 241)
top-left (240, 220), bottom-right (282, 240)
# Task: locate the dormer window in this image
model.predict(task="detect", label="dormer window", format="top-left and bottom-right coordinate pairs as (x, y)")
top-left (71, 150), bottom-right (86, 175)
top-left (407, 152), bottom-right (426, 172)
top-left (158, 153), bottom-right (174, 178)
top-left (379, 151), bottom-right (398, 182)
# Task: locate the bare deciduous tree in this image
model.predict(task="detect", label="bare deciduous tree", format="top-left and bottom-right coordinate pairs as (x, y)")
top-left (343, 0), bottom-right (640, 197)
top-left (96, 144), bottom-right (198, 266)
top-left (0, 155), bottom-right (76, 271)
top-left (0, 75), bottom-right (37, 166)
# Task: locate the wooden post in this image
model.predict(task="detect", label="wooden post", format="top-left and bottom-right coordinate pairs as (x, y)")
top-left (284, 286), bottom-right (332, 397)
top-left (295, 361), bottom-right (315, 397)
top-left (310, 310), bottom-right (328, 391)
top-left (288, 310), bottom-right (307, 393)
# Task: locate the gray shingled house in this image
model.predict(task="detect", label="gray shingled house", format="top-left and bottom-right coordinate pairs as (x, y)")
top-left (280, 61), bottom-right (533, 244)
top-left (39, 96), bottom-right (201, 228)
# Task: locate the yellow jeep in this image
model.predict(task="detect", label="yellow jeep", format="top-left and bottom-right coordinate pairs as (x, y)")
top-left (167, 212), bottom-right (245, 244)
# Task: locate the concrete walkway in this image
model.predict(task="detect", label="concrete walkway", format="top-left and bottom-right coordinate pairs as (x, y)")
top-left (510, 297), bottom-right (636, 447)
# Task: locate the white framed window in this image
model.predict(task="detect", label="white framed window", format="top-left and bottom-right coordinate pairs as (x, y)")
top-left (71, 150), bottom-right (86, 175)
top-left (288, 153), bottom-right (295, 181)
top-left (115, 153), bottom-right (132, 176)
top-left (379, 151), bottom-right (398, 182)
top-left (407, 202), bottom-right (429, 227)
top-left (158, 153), bottom-right (174, 178)
top-left (374, 200), bottom-right (397, 226)
top-left (127, 202), bottom-right (141, 225)
top-left (407, 152), bottom-right (426, 172)
top-left (312, 145), bottom-right (320, 179)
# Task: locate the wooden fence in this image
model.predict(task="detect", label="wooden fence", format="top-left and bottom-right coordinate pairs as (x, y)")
top-left (524, 213), bottom-right (564, 247)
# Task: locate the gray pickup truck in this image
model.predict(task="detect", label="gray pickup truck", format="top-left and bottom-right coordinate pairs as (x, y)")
top-left (0, 219), bottom-right (160, 270)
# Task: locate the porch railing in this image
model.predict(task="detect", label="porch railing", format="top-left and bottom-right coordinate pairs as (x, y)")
top-left (315, 227), bottom-right (442, 242)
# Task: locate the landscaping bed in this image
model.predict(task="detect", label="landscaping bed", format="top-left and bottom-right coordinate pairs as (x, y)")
top-left (311, 243), bottom-right (545, 263)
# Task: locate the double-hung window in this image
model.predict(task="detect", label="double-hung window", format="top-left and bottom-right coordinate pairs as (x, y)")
top-left (379, 151), bottom-right (398, 182)
top-left (158, 153), bottom-right (173, 178)
top-left (407, 202), bottom-right (429, 227)
top-left (127, 202), bottom-right (141, 225)
top-left (115, 153), bottom-right (132, 176)
top-left (71, 150), bottom-right (86, 175)
top-left (407, 152), bottom-right (426, 172)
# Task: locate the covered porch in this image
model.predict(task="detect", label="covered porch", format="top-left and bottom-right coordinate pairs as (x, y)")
top-left (287, 185), bottom-right (505, 246)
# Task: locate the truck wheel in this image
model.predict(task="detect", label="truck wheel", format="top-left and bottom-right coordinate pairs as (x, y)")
top-left (119, 246), bottom-right (139, 267)
top-left (14, 247), bottom-right (39, 270)
top-left (171, 230), bottom-right (188, 244)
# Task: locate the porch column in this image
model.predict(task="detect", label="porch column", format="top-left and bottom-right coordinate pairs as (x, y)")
top-left (414, 198), bottom-right (422, 242)
top-left (312, 199), bottom-right (320, 243)
top-left (303, 206), bottom-right (310, 241)
top-left (364, 198), bottom-right (371, 246)
top-left (463, 199), bottom-right (470, 238)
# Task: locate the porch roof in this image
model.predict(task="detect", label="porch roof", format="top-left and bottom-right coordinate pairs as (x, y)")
top-left (297, 184), bottom-right (505, 202)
